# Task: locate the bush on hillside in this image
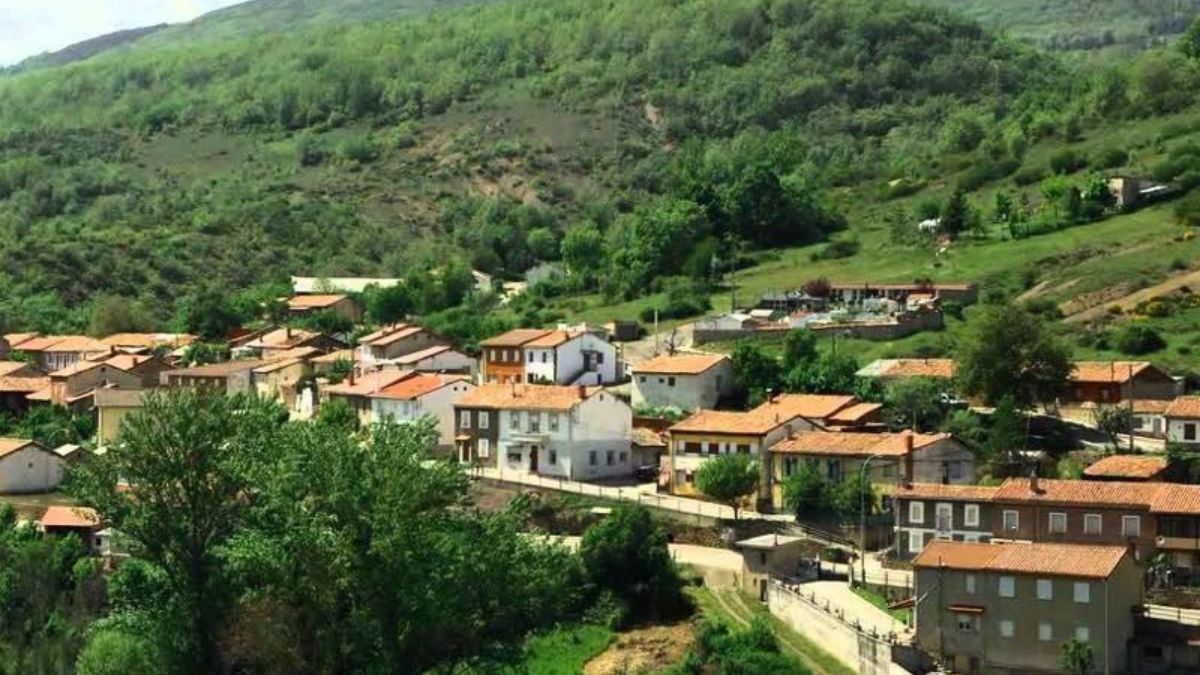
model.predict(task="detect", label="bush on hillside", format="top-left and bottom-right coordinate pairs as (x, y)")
top-left (1115, 324), bottom-right (1167, 355)
top-left (1096, 147), bottom-right (1129, 169)
top-left (1049, 149), bottom-right (1086, 175)
top-left (1013, 165), bottom-right (1048, 186)
top-left (809, 238), bottom-right (860, 261)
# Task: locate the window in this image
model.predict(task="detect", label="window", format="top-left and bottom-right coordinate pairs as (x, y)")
top-left (965, 574), bottom-right (976, 595)
top-left (541, 352), bottom-right (547, 363)
top-left (1074, 582), bottom-right (1091, 604)
top-left (548, 449), bottom-right (557, 465)
top-left (1038, 622), bottom-right (1053, 642)
top-left (668, 376), bottom-right (676, 387)
top-left (1075, 626), bottom-right (1090, 643)
top-left (606, 451), bottom-right (615, 466)
top-left (737, 444), bottom-right (751, 454)
top-left (619, 451), bottom-right (627, 463)
top-left (999, 620), bottom-right (1014, 638)
top-left (956, 614), bottom-right (979, 632)
top-left (908, 531), bottom-right (924, 554)
top-left (529, 414), bottom-right (540, 433)
top-left (1122, 515), bottom-right (1141, 537)
top-left (909, 502), bottom-right (925, 524)
top-left (638, 376), bottom-right (646, 383)
top-left (510, 412), bottom-right (520, 429)
top-left (1037, 579), bottom-right (1053, 600)
top-left (527, 351), bottom-right (534, 363)
top-left (964, 504), bottom-right (980, 527)
top-left (1187, 423), bottom-right (1197, 441)
top-left (1084, 514), bottom-right (1102, 535)
top-left (478, 438), bottom-right (490, 458)
top-left (596, 353), bottom-right (604, 364)
top-left (685, 442), bottom-right (702, 454)
top-left (1002, 510), bottom-right (1019, 531)
top-left (998, 576), bottom-right (1015, 598)
top-left (589, 451), bottom-right (597, 466)
top-left (459, 410), bottom-right (471, 428)
top-left (549, 414), bottom-right (559, 432)
top-left (1049, 512), bottom-right (1067, 534)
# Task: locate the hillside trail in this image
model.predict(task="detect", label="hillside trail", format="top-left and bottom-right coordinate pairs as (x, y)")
top-left (708, 587), bottom-right (843, 675)
top-left (1063, 268), bottom-right (1200, 323)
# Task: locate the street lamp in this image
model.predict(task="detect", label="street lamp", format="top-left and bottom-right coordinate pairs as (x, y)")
top-left (859, 452), bottom-right (885, 587)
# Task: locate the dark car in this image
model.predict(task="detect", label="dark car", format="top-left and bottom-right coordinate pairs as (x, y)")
top-left (634, 465), bottom-right (659, 483)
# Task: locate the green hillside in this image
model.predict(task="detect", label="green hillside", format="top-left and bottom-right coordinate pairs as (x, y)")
top-left (3, 0), bottom-right (1200, 371)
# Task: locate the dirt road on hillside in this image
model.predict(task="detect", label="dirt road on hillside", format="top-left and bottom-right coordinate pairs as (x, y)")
top-left (1063, 269), bottom-right (1200, 323)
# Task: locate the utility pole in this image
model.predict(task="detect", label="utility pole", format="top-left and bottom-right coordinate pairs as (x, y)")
top-left (859, 452), bottom-right (884, 587)
top-left (1129, 362), bottom-right (1136, 454)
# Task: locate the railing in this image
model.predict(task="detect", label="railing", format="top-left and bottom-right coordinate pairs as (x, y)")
top-left (770, 577), bottom-right (908, 645)
top-left (1143, 603), bottom-right (1200, 626)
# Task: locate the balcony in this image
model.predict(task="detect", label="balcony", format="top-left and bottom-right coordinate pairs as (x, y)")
top-left (1156, 536), bottom-right (1200, 551)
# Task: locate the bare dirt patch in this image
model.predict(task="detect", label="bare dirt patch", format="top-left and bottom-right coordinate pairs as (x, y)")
top-left (583, 622), bottom-right (693, 675)
top-left (1064, 269), bottom-right (1200, 322)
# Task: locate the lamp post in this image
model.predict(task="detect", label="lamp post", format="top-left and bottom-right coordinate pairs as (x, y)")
top-left (859, 452), bottom-right (885, 587)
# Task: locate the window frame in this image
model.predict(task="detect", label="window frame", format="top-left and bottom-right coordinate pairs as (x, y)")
top-left (999, 619), bottom-right (1014, 638)
top-left (477, 438), bottom-right (490, 458)
top-left (1073, 582), bottom-right (1091, 604)
top-left (1084, 513), bottom-right (1102, 535)
top-left (459, 410), bottom-right (471, 429)
top-left (1036, 579), bottom-right (1053, 601)
top-left (908, 530), bottom-right (924, 554)
top-left (1048, 512), bottom-right (1067, 534)
top-left (998, 576), bottom-right (1015, 598)
top-left (909, 501), bottom-right (925, 524)
top-left (964, 504), bottom-right (980, 528)
top-left (1122, 515), bottom-right (1141, 537)
top-left (1038, 622), bottom-right (1053, 642)
top-left (1002, 509), bottom-right (1019, 531)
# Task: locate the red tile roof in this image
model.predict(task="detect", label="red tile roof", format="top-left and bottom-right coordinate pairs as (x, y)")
top-left (828, 402), bottom-right (883, 425)
top-left (862, 359), bottom-right (956, 379)
top-left (369, 373), bottom-right (470, 400)
top-left (1166, 397), bottom-right (1200, 419)
top-left (771, 431), bottom-right (948, 458)
top-left (913, 541), bottom-right (1128, 579)
top-left (286, 294), bottom-right (348, 309)
top-left (523, 330), bottom-right (578, 348)
top-left (101, 333), bottom-right (195, 349)
top-left (324, 371), bottom-right (414, 397)
top-left (392, 344), bottom-right (456, 364)
top-left (455, 383), bottom-right (601, 411)
top-left (1083, 455), bottom-right (1168, 479)
top-left (479, 328), bottom-right (553, 348)
top-left (1070, 361), bottom-right (1153, 384)
top-left (40, 506), bottom-right (100, 529)
top-left (670, 394), bottom-right (858, 436)
top-left (633, 353), bottom-right (729, 376)
top-left (1148, 484), bottom-right (1200, 515)
top-left (993, 477), bottom-right (1161, 509)
top-left (894, 483), bottom-right (1001, 502)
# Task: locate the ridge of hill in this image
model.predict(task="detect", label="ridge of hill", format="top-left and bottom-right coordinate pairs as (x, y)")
top-left (6, 24), bottom-right (170, 73)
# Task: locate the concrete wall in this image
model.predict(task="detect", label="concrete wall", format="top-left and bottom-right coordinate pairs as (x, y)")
top-left (0, 446), bottom-right (64, 494)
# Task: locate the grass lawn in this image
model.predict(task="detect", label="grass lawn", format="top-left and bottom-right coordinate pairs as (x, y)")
top-left (852, 586), bottom-right (913, 625)
top-left (689, 586), bottom-right (856, 675)
top-left (462, 624), bottom-right (613, 675)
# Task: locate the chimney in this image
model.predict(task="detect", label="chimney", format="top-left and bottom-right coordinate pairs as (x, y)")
top-left (286, 326), bottom-right (292, 339)
top-left (578, 384), bottom-right (587, 399)
top-left (1029, 468), bottom-right (1041, 494)
top-left (348, 369), bottom-right (356, 386)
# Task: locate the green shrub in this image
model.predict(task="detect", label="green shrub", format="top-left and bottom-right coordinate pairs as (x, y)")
top-left (1049, 149), bottom-right (1086, 175)
top-left (810, 238), bottom-right (860, 261)
top-left (1115, 324), bottom-right (1166, 355)
top-left (1096, 147), bottom-right (1129, 169)
top-left (338, 135), bottom-right (379, 163)
top-left (1013, 165), bottom-right (1048, 186)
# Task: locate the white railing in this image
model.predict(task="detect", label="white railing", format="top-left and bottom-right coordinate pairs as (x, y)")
top-left (1144, 603), bottom-right (1200, 626)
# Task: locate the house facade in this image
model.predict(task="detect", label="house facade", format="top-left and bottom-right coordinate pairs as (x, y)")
top-left (480, 328), bottom-right (618, 385)
top-left (239, 328), bottom-right (345, 361)
top-left (453, 384), bottom-right (632, 480)
top-left (384, 344), bottom-right (476, 376)
top-left (913, 540), bottom-right (1140, 675)
top-left (368, 374), bottom-right (475, 448)
top-left (894, 484), bottom-right (1000, 558)
top-left (36, 361), bottom-right (143, 410)
top-left (321, 371), bottom-right (414, 427)
top-left (0, 438), bottom-right (64, 494)
top-left (8, 335), bottom-right (112, 372)
top-left (1165, 396), bottom-right (1200, 447)
top-left (161, 360), bottom-right (264, 393)
top-left (768, 431), bottom-right (975, 511)
top-left (1063, 361), bottom-right (1180, 406)
top-left (357, 324), bottom-right (447, 367)
top-left (95, 387), bottom-right (148, 445)
top-left (630, 353), bottom-right (733, 412)
top-left (0, 361), bottom-right (49, 415)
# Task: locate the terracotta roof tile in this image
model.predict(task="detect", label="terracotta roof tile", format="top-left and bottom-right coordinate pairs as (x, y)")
top-left (49, 360), bottom-right (108, 377)
top-left (633, 353), bottom-right (729, 376)
top-left (41, 336), bottom-right (111, 353)
top-left (392, 344), bottom-right (455, 364)
top-left (101, 333), bottom-right (195, 349)
top-left (1069, 361), bottom-right (1152, 384)
top-left (993, 477), bottom-right (1160, 509)
top-left (101, 354), bottom-right (154, 371)
top-left (0, 375), bottom-right (49, 393)
top-left (894, 483), bottom-right (1001, 502)
top-left (324, 371), bottom-right (414, 397)
top-left (1166, 396), bottom-right (1200, 419)
top-left (670, 394), bottom-right (858, 436)
top-left (1083, 455), bottom-right (1168, 479)
top-left (359, 323), bottom-right (412, 344)
top-left (40, 506), bottom-right (100, 529)
top-left (771, 431), bottom-right (948, 457)
top-left (828, 402), bottom-right (883, 424)
top-left (3, 333), bottom-right (38, 348)
top-left (455, 383), bottom-right (600, 411)
top-left (859, 359), bottom-right (956, 379)
top-left (523, 330), bottom-right (577, 348)
top-left (243, 328), bottom-right (323, 349)
top-left (913, 541), bottom-right (1128, 579)
top-left (479, 328), bottom-right (553, 348)
top-left (163, 360), bottom-right (266, 378)
top-left (286, 294), bottom-right (348, 309)
top-left (1149, 484), bottom-right (1200, 515)
top-left (0, 438), bottom-right (39, 459)
top-left (1131, 399), bottom-right (1173, 414)
top-left (369, 373), bottom-right (470, 400)
top-left (368, 326), bottom-right (430, 348)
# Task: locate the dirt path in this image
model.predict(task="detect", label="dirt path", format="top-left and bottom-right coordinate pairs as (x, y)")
top-left (708, 588), bottom-right (844, 675)
top-left (583, 623), bottom-right (692, 675)
top-left (1064, 268), bottom-right (1200, 323)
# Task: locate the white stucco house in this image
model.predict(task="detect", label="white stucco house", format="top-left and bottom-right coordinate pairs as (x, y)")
top-left (368, 373), bottom-right (475, 449)
top-left (383, 344), bottom-right (477, 376)
top-left (453, 384), bottom-right (632, 481)
top-left (631, 352), bottom-right (733, 412)
top-left (1165, 396), bottom-right (1200, 447)
top-left (480, 328), bottom-right (619, 385)
top-left (0, 438), bottom-right (64, 494)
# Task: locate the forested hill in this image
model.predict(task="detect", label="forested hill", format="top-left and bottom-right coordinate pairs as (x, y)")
top-left (0, 0), bottom-right (1180, 337)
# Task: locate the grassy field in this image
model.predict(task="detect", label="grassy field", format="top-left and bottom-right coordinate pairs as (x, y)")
top-left (501, 624), bottom-right (614, 675)
top-left (852, 587), bottom-right (913, 625)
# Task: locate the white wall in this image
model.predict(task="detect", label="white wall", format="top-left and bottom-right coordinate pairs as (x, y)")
top-left (632, 361), bottom-right (732, 411)
top-left (0, 446), bottom-right (64, 494)
top-left (1167, 418), bottom-right (1200, 445)
top-left (371, 381), bottom-right (475, 447)
top-left (526, 347), bottom-right (558, 383)
top-left (419, 350), bottom-right (477, 376)
top-left (495, 391), bottom-right (632, 480)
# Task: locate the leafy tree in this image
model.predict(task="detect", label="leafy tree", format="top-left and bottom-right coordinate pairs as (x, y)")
top-left (782, 460), bottom-right (833, 517)
top-left (986, 395), bottom-right (1026, 462)
top-left (88, 295), bottom-right (152, 337)
top-left (561, 221), bottom-right (605, 280)
top-left (314, 397), bottom-right (359, 430)
top-left (526, 227), bottom-right (560, 261)
top-left (579, 504), bottom-right (686, 623)
top-left (0, 403), bottom-right (95, 446)
top-left (76, 630), bottom-right (168, 675)
top-left (1182, 17), bottom-right (1200, 60)
top-left (942, 409), bottom-right (987, 454)
top-left (1115, 324), bottom-right (1166, 355)
top-left (364, 283), bottom-right (413, 324)
top-left (941, 187), bottom-right (969, 237)
top-left (68, 390), bottom-right (287, 674)
top-left (784, 353), bottom-right (861, 395)
top-left (782, 329), bottom-right (818, 368)
top-left (1094, 405), bottom-right (1133, 451)
top-left (833, 471), bottom-right (876, 518)
top-left (885, 377), bottom-right (949, 432)
top-left (694, 453), bottom-right (760, 520)
top-left (993, 191), bottom-right (1013, 223)
top-left (956, 304), bottom-right (1072, 406)
top-left (176, 285), bottom-right (242, 341)
top-left (731, 342), bottom-right (781, 405)
top-left (1060, 637), bottom-right (1095, 675)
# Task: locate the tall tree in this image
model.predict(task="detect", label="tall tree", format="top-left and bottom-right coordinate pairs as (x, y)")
top-left (885, 377), bottom-right (949, 432)
top-left (695, 453), bottom-right (760, 520)
top-left (69, 390), bottom-right (286, 674)
top-left (579, 504), bottom-right (685, 623)
top-left (956, 303), bottom-right (1071, 406)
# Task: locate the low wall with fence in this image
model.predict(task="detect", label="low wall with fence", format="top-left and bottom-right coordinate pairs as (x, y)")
top-left (767, 579), bottom-right (919, 675)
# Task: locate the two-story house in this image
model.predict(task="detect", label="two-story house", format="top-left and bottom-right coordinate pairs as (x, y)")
top-left (452, 384), bottom-right (631, 480)
top-left (356, 324), bottom-right (447, 367)
top-left (161, 359), bottom-right (267, 393)
top-left (666, 394), bottom-right (866, 508)
top-left (895, 483), bottom-right (1001, 557)
top-left (368, 373), bottom-right (475, 449)
top-left (1064, 361), bottom-right (1180, 407)
top-left (28, 360), bottom-right (143, 411)
top-left (768, 431), bottom-right (974, 511)
top-left (321, 370), bottom-right (414, 427)
top-left (630, 353), bottom-right (733, 412)
top-left (479, 328), bottom-right (618, 385)
top-left (913, 540), bottom-right (1140, 675)
top-left (9, 335), bottom-right (112, 372)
